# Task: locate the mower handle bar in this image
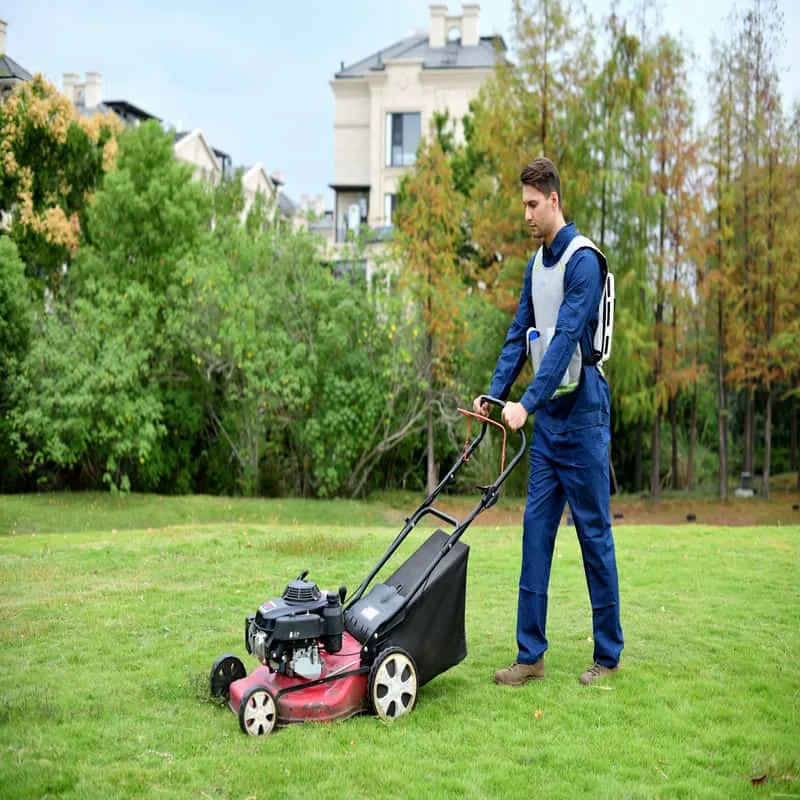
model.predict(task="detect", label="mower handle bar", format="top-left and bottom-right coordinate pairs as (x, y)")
top-left (346, 395), bottom-right (526, 608)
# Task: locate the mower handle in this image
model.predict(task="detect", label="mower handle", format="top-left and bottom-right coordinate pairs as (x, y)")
top-left (345, 394), bottom-right (527, 608)
top-left (475, 395), bottom-right (527, 484)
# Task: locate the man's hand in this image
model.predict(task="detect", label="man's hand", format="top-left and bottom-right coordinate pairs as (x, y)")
top-left (473, 396), bottom-right (490, 416)
top-left (501, 401), bottom-right (528, 431)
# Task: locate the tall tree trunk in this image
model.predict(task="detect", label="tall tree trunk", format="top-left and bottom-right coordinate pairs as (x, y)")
top-left (718, 295), bottom-right (728, 501)
top-left (744, 388), bottom-right (755, 477)
top-left (650, 411), bottom-right (661, 502)
top-left (540, 0), bottom-right (549, 152)
top-left (762, 389), bottom-right (772, 499)
top-left (791, 398), bottom-right (798, 483)
top-left (634, 419), bottom-right (643, 493)
top-left (688, 381), bottom-right (698, 491)
top-left (425, 333), bottom-right (437, 494)
top-left (670, 393), bottom-right (679, 490)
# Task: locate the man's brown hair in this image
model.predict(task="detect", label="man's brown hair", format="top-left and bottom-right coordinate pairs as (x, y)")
top-left (520, 157), bottom-right (561, 208)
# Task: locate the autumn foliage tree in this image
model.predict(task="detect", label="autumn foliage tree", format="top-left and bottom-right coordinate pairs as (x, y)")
top-left (0, 74), bottom-right (120, 295)
top-left (394, 136), bottom-right (465, 493)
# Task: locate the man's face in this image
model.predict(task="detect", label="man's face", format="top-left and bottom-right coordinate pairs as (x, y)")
top-left (523, 184), bottom-right (558, 241)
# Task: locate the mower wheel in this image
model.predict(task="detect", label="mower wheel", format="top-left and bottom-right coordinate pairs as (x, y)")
top-left (209, 654), bottom-right (246, 701)
top-left (368, 647), bottom-right (418, 721)
top-left (238, 685), bottom-right (277, 736)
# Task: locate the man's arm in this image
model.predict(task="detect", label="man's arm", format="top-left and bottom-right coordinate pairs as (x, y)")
top-left (519, 248), bottom-right (603, 414)
top-left (486, 257), bottom-right (535, 403)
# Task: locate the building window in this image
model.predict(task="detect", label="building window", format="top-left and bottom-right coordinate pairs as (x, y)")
top-left (384, 193), bottom-right (397, 224)
top-left (385, 112), bottom-right (421, 167)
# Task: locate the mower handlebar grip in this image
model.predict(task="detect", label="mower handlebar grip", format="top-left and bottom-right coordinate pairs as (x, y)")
top-left (478, 394), bottom-right (505, 410)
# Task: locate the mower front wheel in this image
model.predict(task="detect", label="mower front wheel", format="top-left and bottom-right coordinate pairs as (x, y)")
top-left (368, 647), bottom-right (418, 722)
top-left (238, 685), bottom-right (277, 736)
top-left (209, 654), bottom-right (246, 702)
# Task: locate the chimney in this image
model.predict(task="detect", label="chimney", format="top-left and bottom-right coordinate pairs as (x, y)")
top-left (429, 4), bottom-right (447, 48)
top-left (85, 72), bottom-right (102, 108)
top-left (462, 3), bottom-right (480, 47)
top-left (0, 20), bottom-right (7, 56)
top-left (62, 72), bottom-right (80, 103)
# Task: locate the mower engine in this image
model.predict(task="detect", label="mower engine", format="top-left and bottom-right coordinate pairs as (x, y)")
top-left (245, 572), bottom-right (345, 680)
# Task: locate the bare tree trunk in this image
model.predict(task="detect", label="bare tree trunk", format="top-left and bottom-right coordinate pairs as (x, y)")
top-left (791, 398), bottom-right (798, 489)
top-left (718, 295), bottom-right (728, 501)
top-left (425, 333), bottom-right (437, 494)
top-left (688, 381), bottom-right (698, 491)
top-left (634, 419), bottom-right (643, 493)
top-left (744, 388), bottom-right (755, 477)
top-left (762, 389), bottom-right (772, 499)
top-left (426, 391), bottom-right (436, 494)
top-left (650, 412), bottom-right (661, 502)
top-left (670, 393), bottom-right (679, 490)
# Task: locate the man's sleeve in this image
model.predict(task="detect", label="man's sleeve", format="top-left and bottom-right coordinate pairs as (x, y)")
top-left (487, 258), bottom-right (535, 401)
top-left (519, 248), bottom-right (603, 414)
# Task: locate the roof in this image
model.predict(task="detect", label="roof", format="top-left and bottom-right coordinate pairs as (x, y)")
top-left (0, 53), bottom-right (32, 82)
top-left (335, 33), bottom-right (506, 78)
top-left (172, 129), bottom-right (222, 173)
top-left (212, 146), bottom-right (231, 164)
top-left (277, 191), bottom-right (295, 215)
top-left (73, 101), bottom-right (114, 118)
top-left (104, 99), bottom-right (160, 122)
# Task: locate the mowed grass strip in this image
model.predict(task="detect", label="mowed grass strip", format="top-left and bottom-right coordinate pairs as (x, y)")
top-left (0, 507), bottom-right (798, 799)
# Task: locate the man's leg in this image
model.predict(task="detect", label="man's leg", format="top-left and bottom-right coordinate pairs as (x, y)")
top-left (560, 424), bottom-right (623, 669)
top-left (516, 427), bottom-right (565, 664)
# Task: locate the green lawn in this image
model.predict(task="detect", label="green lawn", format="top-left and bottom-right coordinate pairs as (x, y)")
top-left (1, 495), bottom-right (798, 799)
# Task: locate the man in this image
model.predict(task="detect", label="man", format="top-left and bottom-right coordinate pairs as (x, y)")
top-left (474, 157), bottom-right (623, 686)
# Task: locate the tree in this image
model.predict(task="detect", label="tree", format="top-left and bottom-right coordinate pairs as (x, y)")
top-left (649, 33), bottom-right (699, 495)
top-left (0, 237), bottom-right (31, 489)
top-left (10, 121), bottom-right (210, 490)
top-left (0, 74), bottom-right (120, 295)
top-left (394, 136), bottom-right (465, 493)
top-left (585, 14), bottom-right (658, 492)
top-left (706, 36), bottom-right (737, 499)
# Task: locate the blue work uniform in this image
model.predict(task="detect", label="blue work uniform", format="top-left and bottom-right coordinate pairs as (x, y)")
top-left (488, 222), bottom-right (624, 668)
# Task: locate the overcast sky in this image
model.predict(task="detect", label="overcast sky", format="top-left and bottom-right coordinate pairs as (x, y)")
top-left (4, 1), bottom-right (799, 206)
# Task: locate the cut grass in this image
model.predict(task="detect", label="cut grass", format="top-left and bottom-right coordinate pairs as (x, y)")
top-left (0, 499), bottom-right (798, 799)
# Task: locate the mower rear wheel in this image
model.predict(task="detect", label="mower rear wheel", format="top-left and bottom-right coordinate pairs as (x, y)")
top-left (238, 685), bottom-right (277, 736)
top-left (209, 654), bottom-right (246, 701)
top-left (368, 647), bottom-right (418, 721)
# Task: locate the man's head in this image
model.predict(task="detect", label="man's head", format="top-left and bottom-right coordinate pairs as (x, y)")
top-left (520, 157), bottom-right (564, 246)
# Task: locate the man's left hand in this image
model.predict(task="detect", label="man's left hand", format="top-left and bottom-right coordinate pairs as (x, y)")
top-left (501, 401), bottom-right (528, 431)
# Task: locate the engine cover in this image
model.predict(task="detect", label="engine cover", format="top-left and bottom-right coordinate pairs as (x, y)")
top-left (245, 574), bottom-right (344, 676)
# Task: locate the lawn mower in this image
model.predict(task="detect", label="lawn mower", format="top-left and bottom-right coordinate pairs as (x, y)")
top-left (209, 396), bottom-right (526, 736)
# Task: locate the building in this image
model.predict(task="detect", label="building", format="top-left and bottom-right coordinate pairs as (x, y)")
top-left (0, 19), bottom-right (32, 103)
top-left (59, 71), bottom-right (288, 219)
top-left (329, 3), bottom-right (505, 245)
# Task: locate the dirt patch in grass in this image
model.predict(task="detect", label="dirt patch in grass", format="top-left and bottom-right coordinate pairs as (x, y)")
top-left (427, 491), bottom-right (800, 527)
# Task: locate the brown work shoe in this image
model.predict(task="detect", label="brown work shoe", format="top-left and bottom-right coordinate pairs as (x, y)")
top-left (579, 663), bottom-right (619, 685)
top-left (494, 659), bottom-right (545, 686)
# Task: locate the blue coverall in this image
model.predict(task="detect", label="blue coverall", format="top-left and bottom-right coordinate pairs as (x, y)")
top-left (488, 222), bottom-right (624, 668)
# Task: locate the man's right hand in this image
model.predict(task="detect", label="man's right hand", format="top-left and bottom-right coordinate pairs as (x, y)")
top-left (473, 396), bottom-right (490, 416)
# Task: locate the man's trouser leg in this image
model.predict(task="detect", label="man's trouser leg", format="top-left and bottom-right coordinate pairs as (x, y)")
top-left (560, 423), bottom-right (623, 667)
top-left (516, 427), bottom-right (565, 664)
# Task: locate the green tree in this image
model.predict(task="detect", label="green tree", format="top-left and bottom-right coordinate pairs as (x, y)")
top-left (11, 121), bottom-right (210, 490)
top-left (0, 237), bottom-right (31, 489)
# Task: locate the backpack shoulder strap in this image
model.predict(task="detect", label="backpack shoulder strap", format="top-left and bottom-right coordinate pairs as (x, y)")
top-left (558, 235), bottom-right (606, 272)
